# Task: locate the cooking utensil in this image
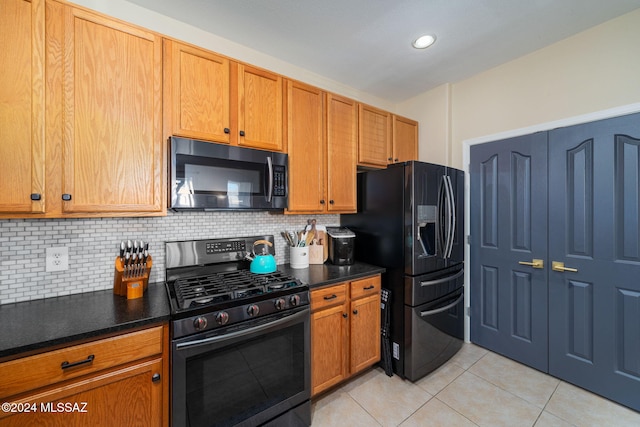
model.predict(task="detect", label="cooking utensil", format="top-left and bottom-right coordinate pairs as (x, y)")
top-left (281, 231), bottom-right (295, 247)
top-left (305, 231), bottom-right (314, 247)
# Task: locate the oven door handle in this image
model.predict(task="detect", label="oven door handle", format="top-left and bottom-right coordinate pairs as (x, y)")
top-left (419, 292), bottom-right (464, 317)
top-left (175, 309), bottom-right (307, 351)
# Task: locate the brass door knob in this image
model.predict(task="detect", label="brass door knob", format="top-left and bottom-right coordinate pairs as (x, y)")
top-left (552, 261), bottom-right (578, 273)
top-left (518, 259), bottom-right (544, 269)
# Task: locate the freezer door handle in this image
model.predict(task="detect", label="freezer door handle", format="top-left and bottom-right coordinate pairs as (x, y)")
top-left (419, 269), bottom-right (464, 287)
top-left (419, 292), bottom-right (464, 317)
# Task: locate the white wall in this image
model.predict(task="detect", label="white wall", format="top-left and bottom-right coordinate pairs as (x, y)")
top-left (397, 84), bottom-right (451, 166)
top-left (399, 8), bottom-right (640, 169)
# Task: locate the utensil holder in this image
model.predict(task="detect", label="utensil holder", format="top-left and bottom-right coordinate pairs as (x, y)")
top-left (290, 247), bottom-right (309, 269)
top-left (112, 255), bottom-right (153, 299)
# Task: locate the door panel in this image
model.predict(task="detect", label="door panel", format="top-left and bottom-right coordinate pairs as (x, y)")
top-left (512, 271), bottom-right (533, 342)
top-left (616, 135), bottom-right (640, 261)
top-left (548, 112), bottom-right (640, 412)
top-left (470, 132), bottom-right (549, 372)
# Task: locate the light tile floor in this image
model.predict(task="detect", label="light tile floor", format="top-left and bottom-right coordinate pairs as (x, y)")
top-left (310, 343), bottom-right (640, 427)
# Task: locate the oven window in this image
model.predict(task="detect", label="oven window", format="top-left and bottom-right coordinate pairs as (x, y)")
top-left (184, 323), bottom-right (306, 427)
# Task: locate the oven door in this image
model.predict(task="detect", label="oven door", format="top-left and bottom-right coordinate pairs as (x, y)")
top-left (172, 307), bottom-right (310, 427)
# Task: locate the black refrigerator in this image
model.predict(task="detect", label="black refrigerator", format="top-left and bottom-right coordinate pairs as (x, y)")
top-left (342, 161), bottom-right (465, 381)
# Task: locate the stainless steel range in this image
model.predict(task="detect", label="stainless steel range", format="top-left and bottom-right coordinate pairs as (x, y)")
top-left (165, 235), bottom-right (311, 427)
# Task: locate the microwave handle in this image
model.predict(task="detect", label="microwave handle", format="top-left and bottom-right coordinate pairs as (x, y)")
top-left (266, 156), bottom-right (274, 202)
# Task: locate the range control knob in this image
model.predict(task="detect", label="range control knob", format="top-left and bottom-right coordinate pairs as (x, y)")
top-left (216, 311), bottom-right (230, 325)
top-left (193, 316), bottom-right (208, 330)
top-left (290, 294), bottom-right (301, 307)
top-left (247, 304), bottom-right (260, 317)
top-left (274, 298), bottom-right (286, 310)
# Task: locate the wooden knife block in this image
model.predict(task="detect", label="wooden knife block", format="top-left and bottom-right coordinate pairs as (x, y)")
top-left (113, 255), bottom-right (152, 299)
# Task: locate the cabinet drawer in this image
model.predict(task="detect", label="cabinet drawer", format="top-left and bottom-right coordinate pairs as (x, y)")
top-left (350, 275), bottom-right (381, 300)
top-left (0, 326), bottom-right (163, 399)
top-left (311, 283), bottom-right (348, 312)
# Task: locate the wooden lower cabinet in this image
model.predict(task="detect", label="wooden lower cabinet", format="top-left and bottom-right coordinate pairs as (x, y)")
top-left (0, 325), bottom-right (168, 427)
top-left (350, 292), bottom-right (381, 373)
top-left (310, 275), bottom-right (381, 396)
top-left (311, 301), bottom-right (349, 395)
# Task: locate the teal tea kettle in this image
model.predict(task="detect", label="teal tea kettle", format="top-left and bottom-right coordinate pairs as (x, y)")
top-left (247, 239), bottom-right (277, 274)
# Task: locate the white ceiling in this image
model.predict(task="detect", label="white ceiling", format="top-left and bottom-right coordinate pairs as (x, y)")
top-left (126, 0), bottom-right (640, 103)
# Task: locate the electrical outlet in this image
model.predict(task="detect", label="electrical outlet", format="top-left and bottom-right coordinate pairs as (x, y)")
top-left (46, 246), bottom-right (69, 272)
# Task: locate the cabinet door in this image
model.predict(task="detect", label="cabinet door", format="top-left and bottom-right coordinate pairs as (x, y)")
top-left (237, 64), bottom-right (284, 151)
top-left (326, 93), bottom-right (357, 213)
top-left (311, 303), bottom-right (348, 396)
top-left (0, 0), bottom-right (45, 213)
top-left (350, 293), bottom-right (381, 374)
top-left (358, 104), bottom-right (391, 168)
top-left (392, 115), bottom-right (418, 163)
top-left (165, 40), bottom-right (230, 143)
top-left (286, 81), bottom-right (325, 213)
top-left (0, 358), bottom-right (163, 427)
top-left (61, 7), bottom-right (163, 214)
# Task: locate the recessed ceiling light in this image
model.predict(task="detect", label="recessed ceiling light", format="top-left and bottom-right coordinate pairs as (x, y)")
top-left (412, 34), bottom-right (436, 49)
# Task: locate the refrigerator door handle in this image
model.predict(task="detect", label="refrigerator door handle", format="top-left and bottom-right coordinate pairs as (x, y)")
top-left (444, 175), bottom-right (456, 259)
top-left (437, 176), bottom-right (446, 257)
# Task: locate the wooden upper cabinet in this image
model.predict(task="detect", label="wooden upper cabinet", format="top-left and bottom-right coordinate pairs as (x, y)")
top-left (164, 40), bottom-right (231, 144)
top-left (286, 81), bottom-right (325, 213)
top-left (0, 0), bottom-right (45, 213)
top-left (392, 115), bottom-right (418, 163)
top-left (236, 63), bottom-right (285, 152)
top-left (60, 6), bottom-right (164, 214)
top-left (163, 46), bottom-right (284, 152)
top-left (326, 93), bottom-right (357, 213)
top-left (358, 103), bottom-right (392, 168)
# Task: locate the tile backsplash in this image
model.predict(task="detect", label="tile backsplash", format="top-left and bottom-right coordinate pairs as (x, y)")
top-left (0, 211), bottom-right (339, 305)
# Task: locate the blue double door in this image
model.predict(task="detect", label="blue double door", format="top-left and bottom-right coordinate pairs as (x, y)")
top-left (470, 112), bottom-right (640, 411)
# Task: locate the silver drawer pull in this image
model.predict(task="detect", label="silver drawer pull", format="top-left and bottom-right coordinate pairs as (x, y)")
top-left (419, 293), bottom-right (463, 317)
top-left (419, 269), bottom-right (464, 287)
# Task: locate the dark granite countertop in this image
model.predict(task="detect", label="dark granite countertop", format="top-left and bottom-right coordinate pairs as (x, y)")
top-left (0, 262), bottom-right (382, 362)
top-left (0, 282), bottom-right (170, 361)
top-left (278, 261), bottom-right (385, 288)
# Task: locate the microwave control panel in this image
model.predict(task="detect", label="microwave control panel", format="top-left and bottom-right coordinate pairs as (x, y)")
top-left (273, 165), bottom-right (286, 196)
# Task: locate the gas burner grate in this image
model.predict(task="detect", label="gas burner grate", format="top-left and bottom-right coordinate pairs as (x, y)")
top-left (172, 269), bottom-right (303, 310)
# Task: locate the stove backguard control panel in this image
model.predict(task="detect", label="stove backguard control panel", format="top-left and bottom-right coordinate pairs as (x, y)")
top-left (206, 240), bottom-right (246, 254)
top-left (166, 235), bottom-right (276, 269)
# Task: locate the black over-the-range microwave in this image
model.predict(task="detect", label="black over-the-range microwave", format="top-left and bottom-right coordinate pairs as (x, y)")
top-left (169, 136), bottom-right (288, 211)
